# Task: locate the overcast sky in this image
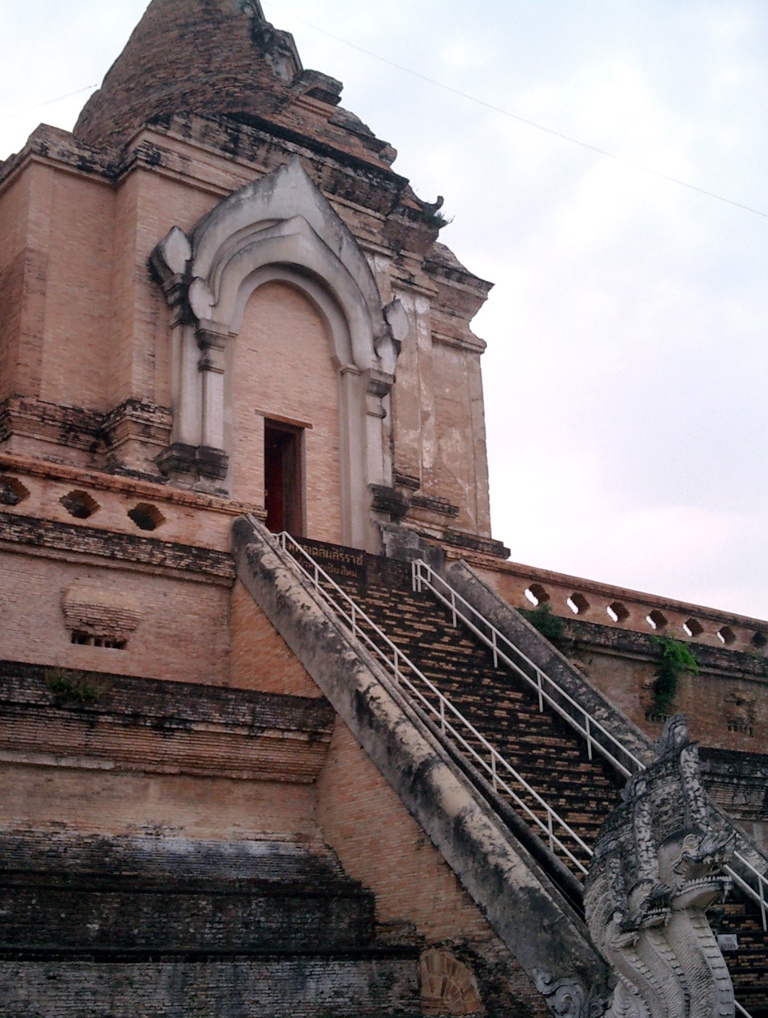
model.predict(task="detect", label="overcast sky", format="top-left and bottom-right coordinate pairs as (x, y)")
top-left (2, 0), bottom-right (767, 619)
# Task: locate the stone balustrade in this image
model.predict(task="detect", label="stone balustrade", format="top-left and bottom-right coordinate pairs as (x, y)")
top-left (474, 559), bottom-right (768, 654)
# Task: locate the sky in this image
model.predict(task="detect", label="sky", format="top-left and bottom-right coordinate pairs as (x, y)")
top-left (2, 0), bottom-right (767, 619)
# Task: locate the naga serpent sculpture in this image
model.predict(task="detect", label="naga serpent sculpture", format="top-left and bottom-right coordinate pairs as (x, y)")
top-left (584, 715), bottom-right (734, 1018)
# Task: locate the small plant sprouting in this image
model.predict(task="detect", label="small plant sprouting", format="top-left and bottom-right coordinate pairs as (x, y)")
top-left (421, 209), bottom-right (452, 230)
top-left (45, 668), bottom-right (105, 705)
top-left (518, 601), bottom-right (566, 645)
top-left (652, 637), bottom-right (699, 714)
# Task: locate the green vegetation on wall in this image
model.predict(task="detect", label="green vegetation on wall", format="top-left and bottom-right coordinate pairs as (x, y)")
top-left (45, 668), bottom-right (106, 705)
top-left (517, 601), bottom-right (566, 645)
top-left (652, 637), bottom-right (699, 713)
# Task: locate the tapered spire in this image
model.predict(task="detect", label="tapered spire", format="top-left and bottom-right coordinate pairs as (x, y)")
top-left (74, 0), bottom-right (314, 149)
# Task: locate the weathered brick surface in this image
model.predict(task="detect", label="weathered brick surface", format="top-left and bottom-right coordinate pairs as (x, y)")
top-left (331, 563), bottom-right (624, 872)
top-left (73, 0), bottom-right (397, 170)
top-left (700, 748), bottom-right (768, 851)
top-left (0, 760), bottom-right (316, 845)
top-left (0, 547), bottom-right (231, 685)
top-left (0, 511), bottom-right (234, 578)
top-left (0, 661), bottom-right (421, 1015)
top-left (558, 618), bottom-right (768, 756)
top-left (709, 895), bottom-right (768, 1009)
top-left (0, 661), bottom-right (332, 782)
top-left (305, 544), bottom-right (768, 1011)
top-left (38, 171), bottom-right (114, 411)
top-left (0, 831), bottom-right (375, 954)
top-left (317, 718), bottom-right (550, 1018)
top-left (0, 956), bottom-right (420, 1018)
top-left (0, 452), bottom-right (255, 550)
top-left (230, 579), bottom-right (322, 697)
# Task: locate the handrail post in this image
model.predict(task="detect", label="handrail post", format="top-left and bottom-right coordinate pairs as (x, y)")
top-left (276, 536), bottom-right (767, 933)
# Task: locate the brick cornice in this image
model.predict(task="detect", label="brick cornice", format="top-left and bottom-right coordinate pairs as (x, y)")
top-left (0, 510), bottom-right (236, 582)
top-left (0, 661), bottom-right (333, 783)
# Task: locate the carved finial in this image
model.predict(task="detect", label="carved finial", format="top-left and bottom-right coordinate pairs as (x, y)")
top-left (237, 0), bottom-right (265, 19)
top-left (657, 713), bottom-right (689, 756)
top-left (415, 194), bottom-right (445, 215)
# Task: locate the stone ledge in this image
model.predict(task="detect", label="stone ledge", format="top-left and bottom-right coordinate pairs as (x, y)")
top-left (0, 662), bottom-right (333, 782)
top-left (0, 511), bottom-right (236, 581)
top-left (0, 451), bottom-right (255, 515)
top-left (562, 618), bottom-right (768, 683)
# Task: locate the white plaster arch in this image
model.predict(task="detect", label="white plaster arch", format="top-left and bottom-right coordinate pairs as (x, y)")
top-left (190, 216), bottom-right (376, 370)
top-left (151, 156), bottom-right (405, 550)
top-left (229, 262), bottom-right (354, 368)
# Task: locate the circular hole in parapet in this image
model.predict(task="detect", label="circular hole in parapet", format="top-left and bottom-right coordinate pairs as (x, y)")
top-left (567, 592), bottom-right (590, 615)
top-left (0, 476), bottom-right (31, 506)
top-left (607, 601), bottom-right (629, 623)
top-left (751, 631), bottom-right (767, 650)
top-left (683, 618), bottom-right (704, 638)
top-left (646, 609), bottom-right (668, 632)
top-left (60, 490), bottom-right (99, 520)
top-left (128, 502), bottom-right (165, 532)
top-left (524, 583), bottom-right (550, 607)
top-left (717, 625), bottom-right (736, 647)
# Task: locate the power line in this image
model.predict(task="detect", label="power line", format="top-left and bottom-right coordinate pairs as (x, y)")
top-left (273, 6), bottom-right (768, 220)
top-left (0, 84), bottom-right (98, 124)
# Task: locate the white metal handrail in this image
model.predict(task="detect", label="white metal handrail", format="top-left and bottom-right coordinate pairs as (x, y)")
top-left (268, 529), bottom-right (593, 875)
top-left (412, 558), bottom-right (768, 931)
top-left (726, 856), bottom-right (768, 933)
top-left (413, 560), bottom-right (645, 778)
top-left (262, 529), bottom-right (761, 1016)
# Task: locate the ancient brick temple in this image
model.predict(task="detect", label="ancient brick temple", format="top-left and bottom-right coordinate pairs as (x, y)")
top-left (0, 2), bottom-right (766, 1016)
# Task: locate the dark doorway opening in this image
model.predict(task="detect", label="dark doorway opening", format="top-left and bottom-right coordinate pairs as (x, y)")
top-left (264, 420), bottom-right (304, 535)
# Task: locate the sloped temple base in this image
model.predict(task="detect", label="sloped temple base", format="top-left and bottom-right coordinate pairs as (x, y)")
top-left (232, 515), bottom-right (614, 1013)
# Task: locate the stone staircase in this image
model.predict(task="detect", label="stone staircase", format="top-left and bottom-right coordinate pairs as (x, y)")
top-left (295, 539), bottom-right (768, 1017)
top-left (234, 519), bottom-right (615, 1011)
top-left (344, 558), bottom-right (624, 877)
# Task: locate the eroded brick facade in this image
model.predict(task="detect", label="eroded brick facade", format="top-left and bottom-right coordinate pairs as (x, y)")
top-left (1, 1), bottom-right (766, 1015)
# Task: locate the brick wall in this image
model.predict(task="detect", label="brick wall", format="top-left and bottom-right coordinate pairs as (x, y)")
top-left (0, 550), bottom-right (230, 686)
top-left (474, 558), bottom-right (768, 754)
top-left (0, 761), bottom-right (317, 844)
top-left (0, 957), bottom-right (419, 1018)
top-left (316, 718), bottom-right (549, 1018)
top-left (233, 281), bottom-right (343, 543)
top-left (0, 171), bottom-right (28, 404)
top-left (230, 579), bottom-right (321, 697)
top-left (38, 170), bottom-right (113, 411)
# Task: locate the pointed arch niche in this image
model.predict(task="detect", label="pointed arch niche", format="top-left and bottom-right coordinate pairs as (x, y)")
top-left (150, 158), bottom-right (408, 550)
